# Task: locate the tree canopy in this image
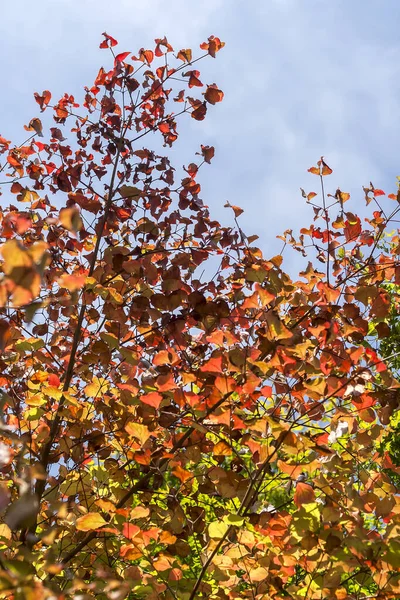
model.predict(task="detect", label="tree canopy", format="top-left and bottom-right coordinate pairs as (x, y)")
top-left (0, 33), bottom-right (400, 600)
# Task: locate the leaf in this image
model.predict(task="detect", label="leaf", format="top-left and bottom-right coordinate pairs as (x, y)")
top-left (224, 202), bottom-right (243, 217)
top-left (76, 512), bottom-right (107, 531)
top-left (125, 422), bottom-right (151, 446)
top-left (185, 70), bottom-right (203, 88)
top-left (140, 392), bottom-right (163, 409)
top-left (58, 273), bottom-right (86, 292)
top-left (24, 118), bottom-right (43, 137)
top-left (319, 156), bottom-right (332, 175)
top-left (204, 84), bottom-right (224, 104)
top-left (200, 36), bottom-right (225, 57)
top-left (176, 48), bottom-right (192, 63)
top-left (0, 319), bottom-right (11, 351)
top-left (214, 376), bottom-right (235, 395)
top-left (308, 165), bottom-right (320, 176)
top-left (133, 49), bottom-right (154, 64)
top-left (119, 185), bottom-right (142, 200)
top-left (115, 51), bottom-right (130, 63)
top-left (100, 32), bottom-right (118, 48)
top-left (5, 494), bottom-right (39, 530)
top-left (208, 521), bottom-right (229, 539)
top-left (308, 157), bottom-right (332, 176)
top-left (248, 567), bottom-right (269, 582)
top-left (34, 90), bottom-right (51, 111)
top-left (85, 377), bottom-right (108, 397)
top-left (223, 514), bottom-right (244, 527)
top-left (294, 482), bottom-right (315, 507)
top-left (199, 144), bottom-right (215, 164)
top-left (59, 207), bottom-right (83, 232)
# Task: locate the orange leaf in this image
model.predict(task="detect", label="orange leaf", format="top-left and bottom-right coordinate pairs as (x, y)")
top-left (308, 166), bottom-right (320, 176)
top-left (176, 48), bottom-right (192, 63)
top-left (24, 118), bottom-right (43, 137)
top-left (224, 202), bottom-right (243, 217)
top-left (215, 376), bottom-right (235, 395)
top-left (294, 482), bottom-right (315, 507)
top-left (172, 465), bottom-right (192, 483)
top-left (200, 36), bottom-right (225, 57)
top-left (140, 392), bottom-right (163, 409)
top-left (204, 85), bottom-right (224, 105)
top-left (319, 157), bottom-right (332, 175)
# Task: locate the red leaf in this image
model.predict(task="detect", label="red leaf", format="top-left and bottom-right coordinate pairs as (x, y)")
top-left (100, 32), bottom-right (118, 49)
top-left (154, 37), bottom-right (173, 57)
top-left (133, 49), bottom-right (154, 65)
top-left (123, 523), bottom-right (140, 540)
top-left (115, 51), bottom-right (130, 64)
top-left (34, 90), bottom-right (51, 112)
top-left (48, 374), bottom-right (60, 387)
top-left (185, 70), bottom-right (203, 88)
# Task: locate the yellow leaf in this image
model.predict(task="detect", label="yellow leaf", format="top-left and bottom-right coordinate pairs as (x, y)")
top-left (213, 441), bottom-right (232, 456)
top-left (119, 185), bottom-right (141, 200)
top-left (125, 422), bottom-right (151, 446)
top-left (130, 505), bottom-right (150, 519)
top-left (59, 207), bottom-right (83, 232)
top-left (76, 512), bottom-right (107, 531)
top-left (304, 377), bottom-right (326, 396)
top-left (248, 567), bottom-right (269, 582)
top-left (0, 524), bottom-right (11, 540)
top-left (85, 377), bottom-right (109, 397)
top-left (25, 393), bottom-right (47, 407)
top-left (1, 240), bottom-right (32, 273)
top-left (42, 386), bottom-right (63, 400)
top-left (208, 521), bottom-right (229, 539)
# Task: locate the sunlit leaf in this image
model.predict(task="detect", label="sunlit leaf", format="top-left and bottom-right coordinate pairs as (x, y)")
top-left (76, 512), bottom-right (107, 531)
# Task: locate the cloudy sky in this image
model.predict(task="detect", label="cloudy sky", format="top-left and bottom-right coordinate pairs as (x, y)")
top-left (1, 0), bottom-right (399, 268)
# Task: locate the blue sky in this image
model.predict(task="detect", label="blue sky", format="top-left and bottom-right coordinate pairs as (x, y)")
top-left (1, 0), bottom-right (400, 267)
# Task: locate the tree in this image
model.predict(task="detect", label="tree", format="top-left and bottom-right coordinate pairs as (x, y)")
top-left (0, 33), bottom-right (400, 600)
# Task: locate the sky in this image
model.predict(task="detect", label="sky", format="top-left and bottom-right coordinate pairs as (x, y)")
top-left (1, 0), bottom-right (400, 271)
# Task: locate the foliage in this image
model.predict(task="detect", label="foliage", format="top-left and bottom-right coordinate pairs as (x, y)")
top-left (0, 33), bottom-right (400, 600)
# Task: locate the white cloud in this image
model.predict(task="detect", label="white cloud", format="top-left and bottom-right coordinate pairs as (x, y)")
top-left (1, 0), bottom-right (400, 261)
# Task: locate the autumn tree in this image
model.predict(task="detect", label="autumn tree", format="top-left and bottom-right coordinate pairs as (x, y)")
top-left (1, 33), bottom-right (400, 600)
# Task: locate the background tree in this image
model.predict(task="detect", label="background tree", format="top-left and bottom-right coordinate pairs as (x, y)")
top-left (0, 34), bottom-right (400, 600)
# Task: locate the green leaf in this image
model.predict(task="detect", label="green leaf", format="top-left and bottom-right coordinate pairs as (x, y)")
top-left (223, 514), bottom-right (244, 527)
